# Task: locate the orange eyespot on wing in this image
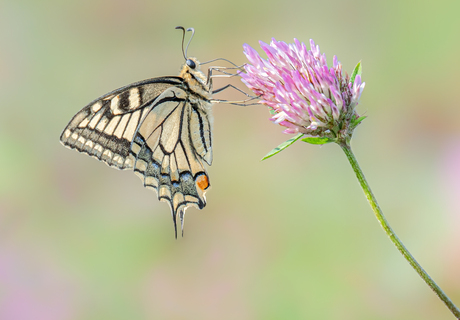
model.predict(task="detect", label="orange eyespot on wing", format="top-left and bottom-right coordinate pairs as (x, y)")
top-left (196, 174), bottom-right (209, 191)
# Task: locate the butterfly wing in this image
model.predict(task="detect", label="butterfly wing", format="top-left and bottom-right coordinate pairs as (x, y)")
top-left (130, 86), bottom-right (213, 237)
top-left (61, 80), bottom-right (213, 237)
top-left (60, 77), bottom-right (183, 169)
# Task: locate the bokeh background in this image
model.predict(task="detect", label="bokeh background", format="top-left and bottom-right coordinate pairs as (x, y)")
top-left (1, 0), bottom-right (460, 319)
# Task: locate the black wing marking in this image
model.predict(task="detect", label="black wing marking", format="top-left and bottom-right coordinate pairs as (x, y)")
top-left (60, 77), bottom-right (183, 169)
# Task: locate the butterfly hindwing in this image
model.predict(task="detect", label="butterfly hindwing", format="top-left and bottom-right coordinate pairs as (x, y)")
top-left (130, 86), bottom-right (212, 233)
top-left (60, 77), bottom-right (183, 170)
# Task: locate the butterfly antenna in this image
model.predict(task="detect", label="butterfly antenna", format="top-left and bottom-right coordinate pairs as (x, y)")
top-left (185, 27), bottom-right (195, 58)
top-left (175, 26), bottom-right (187, 60)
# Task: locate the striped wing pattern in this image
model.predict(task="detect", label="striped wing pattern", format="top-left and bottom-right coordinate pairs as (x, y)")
top-left (60, 77), bottom-right (181, 169)
top-left (60, 79), bottom-right (213, 237)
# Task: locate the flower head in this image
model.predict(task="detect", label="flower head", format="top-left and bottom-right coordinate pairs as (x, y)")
top-left (241, 38), bottom-right (365, 142)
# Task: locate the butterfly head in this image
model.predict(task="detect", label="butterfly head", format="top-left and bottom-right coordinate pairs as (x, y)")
top-left (179, 57), bottom-right (210, 96)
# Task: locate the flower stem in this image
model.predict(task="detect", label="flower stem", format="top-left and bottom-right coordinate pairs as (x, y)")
top-left (339, 141), bottom-right (460, 319)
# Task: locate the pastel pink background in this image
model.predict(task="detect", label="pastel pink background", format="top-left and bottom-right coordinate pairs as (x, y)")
top-left (1, 0), bottom-right (459, 319)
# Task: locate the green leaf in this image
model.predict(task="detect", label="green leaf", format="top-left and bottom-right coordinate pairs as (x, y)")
top-left (351, 115), bottom-right (367, 127)
top-left (268, 107), bottom-right (276, 115)
top-left (350, 61), bottom-right (362, 86)
top-left (261, 133), bottom-right (304, 161)
top-left (301, 136), bottom-right (334, 145)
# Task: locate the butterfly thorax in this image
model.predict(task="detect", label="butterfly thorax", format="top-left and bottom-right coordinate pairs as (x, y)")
top-left (179, 58), bottom-right (212, 107)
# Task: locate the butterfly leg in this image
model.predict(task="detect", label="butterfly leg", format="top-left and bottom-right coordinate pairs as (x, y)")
top-left (212, 84), bottom-right (261, 106)
top-left (212, 84), bottom-right (255, 96)
top-left (209, 66), bottom-right (245, 77)
top-left (211, 94), bottom-right (261, 106)
top-left (201, 57), bottom-right (244, 69)
top-left (207, 64), bottom-right (260, 105)
top-left (206, 65), bottom-right (245, 87)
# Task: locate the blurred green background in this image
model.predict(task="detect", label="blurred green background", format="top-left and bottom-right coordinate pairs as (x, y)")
top-left (1, 0), bottom-right (460, 319)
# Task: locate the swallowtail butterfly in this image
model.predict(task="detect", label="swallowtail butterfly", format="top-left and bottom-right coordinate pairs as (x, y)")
top-left (60, 27), bottom-right (218, 237)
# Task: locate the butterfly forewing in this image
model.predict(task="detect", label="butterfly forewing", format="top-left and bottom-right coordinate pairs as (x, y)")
top-left (60, 58), bottom-right (214, 236)
top-left (60, 77), bottom-right (183, 170)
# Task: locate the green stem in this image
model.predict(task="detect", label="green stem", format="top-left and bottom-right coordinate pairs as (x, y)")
top-left (339, 141), bottom-right (460, 319)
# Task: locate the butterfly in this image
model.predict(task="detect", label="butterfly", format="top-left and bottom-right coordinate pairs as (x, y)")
top-left (60, 27), bottom-right (220, 238)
